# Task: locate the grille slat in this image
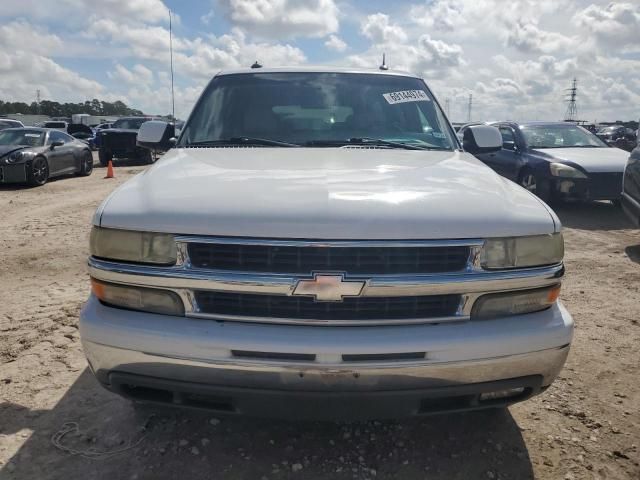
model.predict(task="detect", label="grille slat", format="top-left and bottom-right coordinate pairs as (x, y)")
top-left (188, 243), bottom-right (470, 274)
top-left (194, 291), bottom-right (460, 321)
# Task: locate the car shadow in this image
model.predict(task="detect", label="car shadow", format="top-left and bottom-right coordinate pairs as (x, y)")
top-left (625, 245), bottom-right (640, 265)
top-left (1, 369), bottom-right (534, 479)
top-left (553, 201), bottom-right (635, 231)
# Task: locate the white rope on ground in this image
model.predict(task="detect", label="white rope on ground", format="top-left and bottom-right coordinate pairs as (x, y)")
top-left (51, 422), bottom-right (146, 460)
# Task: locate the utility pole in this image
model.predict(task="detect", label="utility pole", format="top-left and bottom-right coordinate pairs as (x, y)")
top-left (444, 98), bottom-right (451, 119)
top-left (564, 78), bottom-right (578, 122)
top-left (467, 94), bottom-right (472, 123)
top-left (36, 89), bottom-right (41, 115)
top-left (169, 10), bottom-right (176, 122)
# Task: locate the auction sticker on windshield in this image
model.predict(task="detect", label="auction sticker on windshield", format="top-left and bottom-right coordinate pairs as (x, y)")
top-left (383, 90), bottom-right (430, 105)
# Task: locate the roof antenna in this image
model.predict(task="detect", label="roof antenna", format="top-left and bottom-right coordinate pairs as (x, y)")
top-left (251, 60), bottom-right (262, 69)
top-left (379, 53), bottom-right (388, 71)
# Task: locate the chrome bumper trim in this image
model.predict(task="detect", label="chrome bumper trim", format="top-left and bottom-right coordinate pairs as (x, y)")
top-left (83, 340), bottom-right (570, 390)
top-left (88, 257), bottom-right (563, 298)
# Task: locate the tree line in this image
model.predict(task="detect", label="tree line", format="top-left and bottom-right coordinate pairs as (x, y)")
top-left (0, 99), bottom-right (144, 117)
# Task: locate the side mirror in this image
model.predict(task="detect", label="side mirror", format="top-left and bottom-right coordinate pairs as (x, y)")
top-left (137, 121), bottom-right (175, 151)
top-left (50, 140), bottom-right (64, 149)
top-left (463, 125), bottom-right (502, 154)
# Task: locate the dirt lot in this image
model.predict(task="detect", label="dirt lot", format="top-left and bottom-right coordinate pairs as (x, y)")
top-left (0, 154), bottom-right (639, 480)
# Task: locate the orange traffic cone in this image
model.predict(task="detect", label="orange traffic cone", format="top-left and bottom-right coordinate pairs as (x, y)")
top-left (104, 160), bottom-right (114, 179)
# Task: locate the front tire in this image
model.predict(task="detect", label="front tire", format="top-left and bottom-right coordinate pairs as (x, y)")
top-left (139, 149), bottom-right (154, 165)
top-left (77, 150), bottom-right (94, 176)
top-left (519, 168), bottom-right (551, 203)
top-left (98, 149), bottom-right (112, 167)
top-left (28, 156), bottom-right (49, 187)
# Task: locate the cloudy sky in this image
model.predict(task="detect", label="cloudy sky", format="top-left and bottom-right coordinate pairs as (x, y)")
top-left (1, 0), bottom-right (638, 122)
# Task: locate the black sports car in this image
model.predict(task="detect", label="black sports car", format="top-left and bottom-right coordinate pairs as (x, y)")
top-left (0, 128), bottom-right (93, 186)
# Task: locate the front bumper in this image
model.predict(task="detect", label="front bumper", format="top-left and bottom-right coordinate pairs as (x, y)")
top-left (0, 163), bottom-right (27, 183)
top-left (80, 296), bottom-right (573, 419)
top-left (553, 172), bottom-right (623, 201)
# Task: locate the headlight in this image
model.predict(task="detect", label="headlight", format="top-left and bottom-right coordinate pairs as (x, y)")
top-left (7, 151), bottom-right (24, 163)
top-left (91, 279), bottom-right (184, 316)
top-left (90, 227), bottom-right (177, 265)
top-left (472, 284), bottom-right (561, 320)
top-left (481, 233), bottom-right (563, 269)
top-left (549, 163), bottom-right (587, 178)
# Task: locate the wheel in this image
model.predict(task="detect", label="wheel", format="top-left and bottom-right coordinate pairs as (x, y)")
top-left (77, 150), bottom-right (94, 176)
top-left (28, 156), bottom-right (49, 186)
top-left (519, 168), bottom-right (551, 203)
top-left (139, 149), bottom-right (154, 165)
top-left (98, 149), bottom-right (112, 167)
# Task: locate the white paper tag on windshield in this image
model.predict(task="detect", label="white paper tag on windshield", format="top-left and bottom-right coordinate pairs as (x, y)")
top-left (383, 90), bottom-right (430, 105)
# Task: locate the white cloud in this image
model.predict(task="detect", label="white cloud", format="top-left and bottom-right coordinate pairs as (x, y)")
top-left (201, 9), bottom-right (215, 25)
top-left (0, 20), bottom-right (63, 56)
top-left (360, 13), bottom-right (407, 44)
top-left (505, 20), bottom-right (575, 53)
top-left (88, 21), bottom-right (306, 82)
top-left (0, 50), bottom-right (104, 102)
top-left (573, 2), bottom-right (640, 48)
top-left (182, 28), bottom-right (306, 76)
top-left (410, 0), bottom-right (463, 31)
top-left (221, 0), bottom-right (339, 39)
top-left (0, 0), bottom-right (170, 24)
top-left (108, 64), bottom-right (154, 85)
top-left (324, 34), bottom-right (347, 52)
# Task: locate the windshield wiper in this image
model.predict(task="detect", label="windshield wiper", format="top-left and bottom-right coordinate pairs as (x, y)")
top-left (306, 138), bottom-right (437, 150)
top-left (186, 137), bottom-right (300, 148)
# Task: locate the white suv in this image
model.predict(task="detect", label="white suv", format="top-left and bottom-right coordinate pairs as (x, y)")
top-left (80, 67), bottom-right (573, 420)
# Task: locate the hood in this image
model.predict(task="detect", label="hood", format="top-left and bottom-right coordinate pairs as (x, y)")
top-left (104, 129), bottom-right (139, 134)
top-left (98, 148), bottom-right (557, 239)
top-left (67, 123), bottom-right (93, 136)
top-left (531, 147), bottom-right (629, 173)
top-left (0, 145), bottom-right (29, 158)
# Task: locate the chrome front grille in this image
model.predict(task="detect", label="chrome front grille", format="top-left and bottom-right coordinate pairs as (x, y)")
top-left (187, 242), bottom-right (470, 274)
top-left (194, 291), bottom-right (461, 322)
top-left (88, 236), bottom-right (565, 326)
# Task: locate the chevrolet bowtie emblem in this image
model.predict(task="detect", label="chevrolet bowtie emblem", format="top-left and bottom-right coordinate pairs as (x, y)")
top-left (292, 274), bottom-right (366, 302)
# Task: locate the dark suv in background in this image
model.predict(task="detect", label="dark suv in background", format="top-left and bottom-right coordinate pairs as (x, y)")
top-left (98, 116), bottom-right (158, 166)
top-left (597, 125), bottom-right (637, 152)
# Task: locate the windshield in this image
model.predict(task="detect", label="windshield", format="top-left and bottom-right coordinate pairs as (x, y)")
top-left (597, 126), bottom-right (620, 134)
top-left (521, 125), bottom-right (607, 149)
top-left (0, 130), bottom-right (45, 147)
top-left (180, 73), bottom-right (456, 150)
top-left (113, 118), bottom-right (149, 130)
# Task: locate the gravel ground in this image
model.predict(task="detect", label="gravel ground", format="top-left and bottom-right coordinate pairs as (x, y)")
top-left (0, 153), bottom-right (638, 479)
